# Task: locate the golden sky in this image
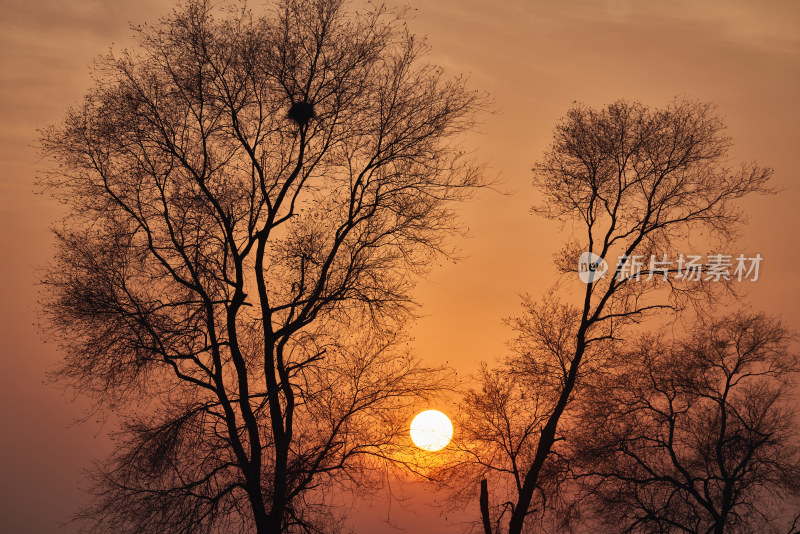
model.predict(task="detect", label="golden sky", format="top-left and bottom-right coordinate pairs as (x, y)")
top-left (1, 0), bottom-right (798, 531)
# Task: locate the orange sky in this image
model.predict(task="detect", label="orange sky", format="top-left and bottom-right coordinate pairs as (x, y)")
top-left (1, 1), bottom-right (799, 532)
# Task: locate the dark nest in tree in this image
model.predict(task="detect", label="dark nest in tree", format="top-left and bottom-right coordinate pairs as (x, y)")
top-left (287, 101), bottom-right (315, 126)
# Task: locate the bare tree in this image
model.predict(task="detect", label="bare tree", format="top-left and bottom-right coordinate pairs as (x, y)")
top-left (439, 294), bottom-right (593, 533)
top-left (464, 99), bottom-right (773, 533)
top-left (37, 0), bottom-right (486, 532)
top-left (572, 311), bottom-right (800, 534)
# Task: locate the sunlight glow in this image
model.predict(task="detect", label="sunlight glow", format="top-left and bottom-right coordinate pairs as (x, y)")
top-left (409, 410), bottom-right (453, 451)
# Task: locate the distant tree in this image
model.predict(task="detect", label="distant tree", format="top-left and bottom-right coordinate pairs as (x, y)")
top-left (572, 312), bottom-right (800, 534)
top-left (38, 0), bottom-right (486, 532)
top-left (458, 99), bottom-right (773, 533)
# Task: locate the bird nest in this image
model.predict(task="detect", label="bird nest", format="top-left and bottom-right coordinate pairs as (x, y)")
top-left (287, 101), bottom-right (315, 126)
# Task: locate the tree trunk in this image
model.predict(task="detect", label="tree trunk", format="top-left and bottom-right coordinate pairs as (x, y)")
top-left (246, 476), bottom-right (271, 533)
top-left (267, 437), bottom-right (290, 532)
top-left (507, 338), bottom-right (586, 534)
top-left (480, 479), bottom-right (493, 534)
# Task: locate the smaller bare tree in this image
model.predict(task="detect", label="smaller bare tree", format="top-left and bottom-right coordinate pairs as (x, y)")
top-left (439, 294), bottom-right (606, 533)
top-left (454, 99), bottom-right (774, 534)
top-left (572, 311), bottom-right (800, 534)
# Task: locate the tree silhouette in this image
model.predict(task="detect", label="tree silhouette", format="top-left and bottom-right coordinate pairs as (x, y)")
top-left (438, 294), bottom-right (589, 532)
top-left (573, 312), bottom-right (800, 534)
top-left (460, 99), bottom-right (773, 533)
top-left (38, 0), bottom-right (486, 532)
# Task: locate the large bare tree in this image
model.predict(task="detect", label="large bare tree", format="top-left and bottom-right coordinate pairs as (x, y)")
top-left (460, 99), bottom-right (773, 533)
top-left (38, 1), bottom-right (486, 532)
top-left (573, 312), bottom-right (800, 534)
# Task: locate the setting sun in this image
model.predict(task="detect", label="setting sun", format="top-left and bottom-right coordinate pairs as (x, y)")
top-left (410, 410), bottom-right (453, 451)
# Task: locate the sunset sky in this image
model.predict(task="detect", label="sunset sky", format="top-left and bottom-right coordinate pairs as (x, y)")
top-left (1, 0), bottom-right (799, 532)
